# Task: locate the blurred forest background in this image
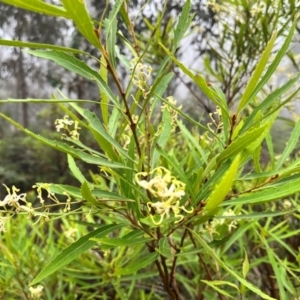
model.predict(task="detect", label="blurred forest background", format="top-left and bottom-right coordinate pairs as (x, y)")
top-left (0, 0), bottom-right (300, 194)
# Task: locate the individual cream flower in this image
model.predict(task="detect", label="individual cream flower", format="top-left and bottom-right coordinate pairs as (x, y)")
top-left (69, 120), bottom-right (81, 140)
top-left (130, 58), bottom-right (152, 93)
top-left (64, 227), bottom-right (78, 239)
top-left (0, 184), bottom-right (27, 208)
top-left (283, 199), bottom-right (292, 209)
top-left (63, 192), bottom-right (72, 212)
top-left (0, 185), bottom-right (37, 220)
top-left (121, 115), bottom-right (139, 149)
top-left (55, 115), bottom-right (74, 132)
top-left (33, 183), bottom-right (59, 204)
top-left (222, 209), bottom-right (239, 232)
top-left (55, 115), bottom-right (81, 140)
top-left (135, 167), bottom-right (193, 225)
top-left (205, 209), bottom-right (240, 236)
top-left (29, 285), bottom-right (44, 299)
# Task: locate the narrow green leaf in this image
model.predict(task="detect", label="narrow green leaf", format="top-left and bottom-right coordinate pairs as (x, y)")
top-left (35, 135), bottom-right (127, 169)
top-left (93, 230), bottom-right (153, 247)
top-left (100, 55), bottom-right (109, 127)
top-left (0, 113), bottom-right (128, 169)
top-left (48, 184), bottom-right (135, 202)
top-left (25, 50), bottom-right (117, 104)
top-left (201, 280), bottom-right (238, 299)
top-left (275, 119), bottom-right (300, 170)
top-left (1, 0), bottom-right (69, 18)
top-left (265, 132), bottom-right (275, 169)
top-left (64, 103), bottom-right (118, 161)
top-left (237, 32), bottom-right (277, 113)
top-left (205, 155), bottom-right (240, 211)
top-left (104, 0), bottom-right (122, 35)
top-left (217, 122), bottom-right (270, 164)
top-left (114, 252), bottom-right (159, 276)
top-left (150, 73), bottom-right (174, 115)
top-left (123, 137), bottom-right (138, 211)
top-left (68, 154), bottom-right (86, 184)
top-left (0, 39), bottom-right (86, 54)
top-left (188, 229), bottom-right (276, 300)
top-left (195, 159), bottom-right (232, 205)
top-left (240, 112), bottom-right (278, 165)
top-left (211, 86), bottom-right (231, 142)
top-left (267, 228), bottom-right (299, 259)
top-left (48, 184), bottom-right (82, 199)
top-left (215, 208), bottom-right (296, 220)
top-left (82, 109), bottom-right (131, 160)
top-left (61, 0), bottom-right (100, 48)
top-left (30, 224), bottom-right (123, 285)
top-left (249, 18), bottom-right (296, 101)
top-left (239, 156), bottom-right (300, 180)
top-left (173, 0), bottom-right (194, 51)
top-left (0, 98), bottom-right (97, 104)
top-left (242, 73), bottom-right (300, 131)
top-left (242, 249), bottom-right (250, 278)
top-left (105, 17), bottom-right (118, 70)
top-left (157, 237), bottom-right (172, 259)
top-left (104, 0), bottom-right (122, 69)
top-left (231, 120), bottom-right (244, 140)
top-left (92, 189), bottom-right (135, 202)
top-left (252, 143), bottom-right (262, 173)
top-left (81, 181), bottom-right (98, 205)
top-left (222, 177), bottom-right (300, 206)
top-left (119, 3), bottom-right (131, 28)
top-left (108, 106), bottom-right (122, 137)
top-left (0, 243), bottom-right (15, 265)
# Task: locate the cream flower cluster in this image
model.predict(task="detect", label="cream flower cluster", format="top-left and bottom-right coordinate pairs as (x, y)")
top-left (135, 167), bottom-right (193, 225)
top-left (33, 183), bottom-right (71, 213)
top-left (130, 58), bottom-right (152, 94)
top-left (0, 184), bottom-right (33, 232)
top-left (55, 115), bottom-right (81, 140)
top-left (29, 285), bottom-right (44, 299)
top-left (205, 209), bottom-right (239, 236)
top-left (0, 185), bottom-right (32, 213)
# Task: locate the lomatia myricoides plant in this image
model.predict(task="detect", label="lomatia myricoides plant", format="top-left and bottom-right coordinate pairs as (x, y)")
top-left (1, 1), bottom-right (300, 299)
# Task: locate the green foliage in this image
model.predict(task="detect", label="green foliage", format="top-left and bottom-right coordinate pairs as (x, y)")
top-left (0, 1), bottom-right (300, 299)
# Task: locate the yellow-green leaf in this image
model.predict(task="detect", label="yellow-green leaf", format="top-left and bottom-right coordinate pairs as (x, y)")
top-left (205, 155), bottom-right (240, 211)
top-left (100, 55), bottom-right (109, 126)
top-left (1, 0), bottom-right (69, 18)
top-left (201, 280), bottom-right (239, 299)
top-left (242, 249), bottom-right (250, 278)
top-left (92, 230), bottom-right (153, 247)
top-left (68, 154), bottom-right (86, 184)
top-left (237, 32), bottom-right (277, 113)
top-left (217, 122), bottom-right (270, 164)
top-left (157, 237), bottom-right (172, 259)
top-left (81, 181), bottom-right (98, 205)
top-left (0, 39), bottom-right (86, 54)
